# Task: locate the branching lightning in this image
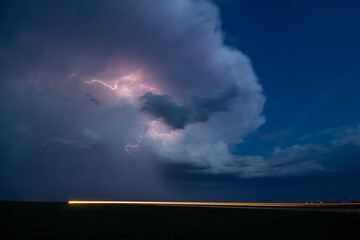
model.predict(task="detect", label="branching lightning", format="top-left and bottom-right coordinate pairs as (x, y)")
top-left (74, 73), bottom-right (160, 96)
top-left (75, 72), bottom-right (173, 157)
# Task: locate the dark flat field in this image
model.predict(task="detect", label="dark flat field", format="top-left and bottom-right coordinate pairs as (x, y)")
top-left (1, 201), bottom-right (360, 239)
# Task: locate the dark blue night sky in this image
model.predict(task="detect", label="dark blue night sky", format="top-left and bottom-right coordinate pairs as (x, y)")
top-left (218, 0), bottom-right (360, 153)
top-left (0, 0), bottom-right (359, 202)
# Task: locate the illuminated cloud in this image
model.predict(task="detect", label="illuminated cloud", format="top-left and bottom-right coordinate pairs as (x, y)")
top-left (0, 0), bottom-right (359, 202)
top-left (0, 0), bottom-right (266, 200)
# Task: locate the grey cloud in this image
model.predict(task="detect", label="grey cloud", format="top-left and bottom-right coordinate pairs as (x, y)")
top-left (50, 129), bottom-right (100, 149)
top-left (294, 126), bottom-right (349, 143)
top-left (89, 98), bottom-right (101, 106)
top-left (203, 144), bottom-right (328, 178)
top-left (140, 93), bottom-right (191, 129)
top-left (195, 125), bottom-right (360, 178)
top-left (186, 85), bottom-right (238, 123)
top-left (331, 124), bottom-right (360, 147)
top-left (140, 85), bottom-right (238, 129)
top-left (263, 126), bottom-right (360, 176)
top-left (0, 0), bottom-right (266, 201)
top-left (86, 94), bottom-right (101, 106)
top-left (269, 145), bottom-right (328, 168)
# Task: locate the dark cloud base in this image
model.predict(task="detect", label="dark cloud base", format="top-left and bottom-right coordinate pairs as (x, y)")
top-left (140, 85), bottom-right (238, 129)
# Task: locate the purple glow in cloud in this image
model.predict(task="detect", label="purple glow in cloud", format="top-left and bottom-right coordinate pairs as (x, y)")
top-left (0, 0), bottom-right (265, 200)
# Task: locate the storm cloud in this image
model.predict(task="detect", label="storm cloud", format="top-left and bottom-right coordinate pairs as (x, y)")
top-left (140, 85), bottom-right (238, 129)
top-left (0, 0), bottom-right (359, 202)
top-left (0, 0), bottom-right (266, 201)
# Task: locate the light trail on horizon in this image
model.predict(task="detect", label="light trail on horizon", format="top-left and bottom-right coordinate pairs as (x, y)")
top-left (68, 200), bottom-right (360, 208)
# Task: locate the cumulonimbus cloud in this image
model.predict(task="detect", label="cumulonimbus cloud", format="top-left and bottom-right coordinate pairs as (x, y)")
top-left (0, 0), bottom-right (266, 200)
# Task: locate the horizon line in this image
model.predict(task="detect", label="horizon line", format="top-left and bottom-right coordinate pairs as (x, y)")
top-left (68, 201), bottom-right (360, 207)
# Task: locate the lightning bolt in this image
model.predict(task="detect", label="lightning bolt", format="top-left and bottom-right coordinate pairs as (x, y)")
top-left (72, 74), bottom-right (118, 90)
top-left (74, 73), bottom-right (165, 157)
top-left (75, 74), bottom-right (160, 95)
top-left (140, 84), bottom-right (160, 95)
top-left (83, 79), bottom-right (118, 90)
top-left (147, 120), bottom-right (175, 139)
top-left (124, 119), bottom-right (177, 157)
top-left (124, 143), bottom-right (140, 157)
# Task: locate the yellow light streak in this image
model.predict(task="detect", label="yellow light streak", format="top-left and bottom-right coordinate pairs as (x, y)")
top-left (68, 201), bottom-right (360, 208)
